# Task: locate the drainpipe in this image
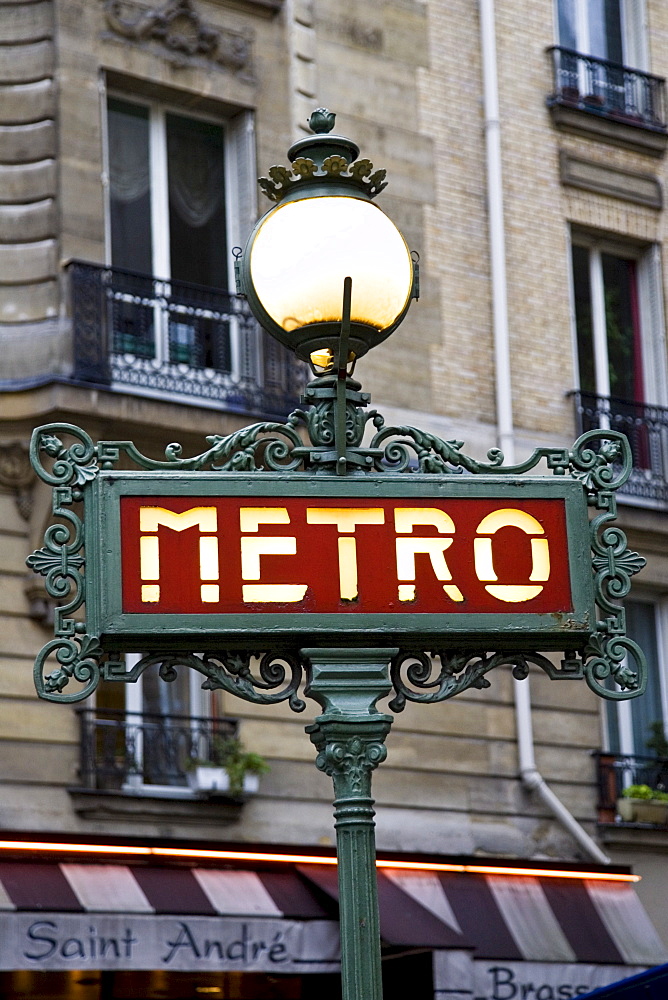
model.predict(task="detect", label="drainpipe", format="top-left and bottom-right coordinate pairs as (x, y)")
top-left (480, 0), bottom-right (514, 466)
top-left (478, 0), bottom-right (610, 864)
top-left (514, 676), bottom-right (610, 864)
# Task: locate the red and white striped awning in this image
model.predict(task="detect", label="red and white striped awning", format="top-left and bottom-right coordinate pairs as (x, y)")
top-left (0, 860), bottom-right (664, 973)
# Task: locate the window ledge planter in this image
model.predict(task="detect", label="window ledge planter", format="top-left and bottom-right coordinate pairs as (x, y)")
top-left (186, 737), bottom-right (269, 796)
top-left (617, 785), bottom-right (668, 825)
top-left (187, 767), bottom-right (260, 796)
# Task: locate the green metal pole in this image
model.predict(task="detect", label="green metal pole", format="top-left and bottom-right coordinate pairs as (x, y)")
top-left (302, 647), bottom-right (396, 1000)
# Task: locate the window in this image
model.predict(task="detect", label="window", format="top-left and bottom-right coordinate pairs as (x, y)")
top-left (108, 98), bottom-right (228, 291)
top-left (573, 244), bottom-right (641, 402)
top-left (91, 655), bottom-right (231, 792)
top-left (104, 93), bottom-right (257, 377)
top-left (556, 0), bottom-right (648, 69)
top-left (571, 238), bottom-right (666, 404)
top-left (606, 598), bottom-right (668, 757)
top-left (570, 238), bottom-right (668, 495)
top-left (550, 1), bottom-right (665, 129)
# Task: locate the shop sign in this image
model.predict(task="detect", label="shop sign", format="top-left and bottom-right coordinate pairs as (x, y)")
top-left (88, 474), bottom-right (592, 649)
top-left (433, 955), bottom-right (648, 1000)
top-left (0, 914), bottom-right (341, 973)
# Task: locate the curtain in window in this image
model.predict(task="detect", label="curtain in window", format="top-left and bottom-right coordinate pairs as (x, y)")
top-left (167, 114), bottom-right (227, 291)
top-left (108, 103), bottom-right (150, 205)
top-left (107, 98), bottom-right (153, 278)
top-left (167, 115), bottom-right (224, 229)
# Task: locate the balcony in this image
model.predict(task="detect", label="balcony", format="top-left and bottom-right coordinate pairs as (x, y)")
top-left (547, 47), bottom-right (667, 132)
top-left (76, 708), bottom-right (239, 795)
top-left (596, 751), bottom-right (668, 827)
top-left (67, 260), bottom-right (303, 418)
top-left (571, 391), bottom-right (668, 507)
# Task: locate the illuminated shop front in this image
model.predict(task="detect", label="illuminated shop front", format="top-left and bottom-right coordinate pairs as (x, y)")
top-left (0, 838), bottom-right (664, 1000)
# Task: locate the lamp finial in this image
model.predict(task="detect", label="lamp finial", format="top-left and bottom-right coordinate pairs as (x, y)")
top-left (308, 108), bottom-right (336, 134)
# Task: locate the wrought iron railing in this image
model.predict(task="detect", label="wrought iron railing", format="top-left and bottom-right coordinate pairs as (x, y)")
top-left (67, 260), bottom-right (304, 417)
top-left (547, 46), bottom-right (667, 131)
top-left (595, 751), bottom-right (668, 824)
top-left (77, 708), bottom-right (238, 791)
top-left (571, 391), bottom-right (668, 506)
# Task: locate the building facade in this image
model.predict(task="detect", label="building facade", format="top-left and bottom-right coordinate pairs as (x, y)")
top-left (1, 0), bottom-right (668, 997)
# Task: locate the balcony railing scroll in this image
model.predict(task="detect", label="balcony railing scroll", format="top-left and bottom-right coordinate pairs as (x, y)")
top-left (547, 47), bottom-right (667, 132)
top-left (67, 260), bottom-right (303, 418)
top-left (596, 751), bottom-right (668, 825)
top-left (571, 391), bottom-right (668, 507)
top-left (77, 708), bottom-right (238, 792)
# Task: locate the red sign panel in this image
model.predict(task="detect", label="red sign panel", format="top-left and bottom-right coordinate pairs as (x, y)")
top-left (120, 495), bottom-right (573, 616)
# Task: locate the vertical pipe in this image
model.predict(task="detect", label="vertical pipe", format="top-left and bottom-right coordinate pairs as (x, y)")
top-left (480, 0), bottom-right (515, 466)
top-left (479, 0), bottom-right (609, 864)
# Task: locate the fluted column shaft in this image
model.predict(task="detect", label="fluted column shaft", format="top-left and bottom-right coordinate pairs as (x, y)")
top-left (302, 648), bottom-right (396, 1000)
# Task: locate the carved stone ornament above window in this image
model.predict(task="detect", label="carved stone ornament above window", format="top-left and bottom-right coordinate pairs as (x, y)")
top-left (0, 441), bottom-right (34, 520)
top-left (103, 0), bottom-right (252, 73)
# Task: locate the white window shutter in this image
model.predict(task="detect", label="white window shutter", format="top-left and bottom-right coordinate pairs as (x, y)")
top-left (225, 110), bottom-right (258, 274)
top-left (638, 244), bottom-right (668, 405)
top-left (225, 110), bottom-right (261, 380)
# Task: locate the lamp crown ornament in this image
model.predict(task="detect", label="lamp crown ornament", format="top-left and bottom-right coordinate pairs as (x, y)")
top-left (257, 107), bottom-right (388, 204)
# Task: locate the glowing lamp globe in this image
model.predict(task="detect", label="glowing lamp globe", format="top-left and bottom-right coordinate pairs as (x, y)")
top-left (236, 109), bottom-right (416, 365)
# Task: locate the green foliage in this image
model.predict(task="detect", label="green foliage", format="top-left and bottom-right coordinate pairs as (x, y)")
top-left (622, 784), bottom-right (668, 801)
top-left (190, 736), bottom-right (270, 796)
top-left (646, 720), bottom-right (668, 758)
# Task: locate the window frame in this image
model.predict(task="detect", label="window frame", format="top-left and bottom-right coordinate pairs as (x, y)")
top-left (602, 593), bottom-right (668, 757)
top-left (553, 0), bottom-right (649, 71)
top-left (103, 89), bottom-right (250, 291)
top-left (112, 652), bottom-right (211, 793)
top-left (568, 231), bottom-right (668, 408)
top-left (98, 78), bottom-right (262, 398)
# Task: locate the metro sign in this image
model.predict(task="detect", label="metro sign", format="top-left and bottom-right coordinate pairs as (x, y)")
top-left (87, 473), bottom-right (593, 650)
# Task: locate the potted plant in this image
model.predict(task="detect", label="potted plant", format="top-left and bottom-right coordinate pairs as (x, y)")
top-left (617, 784), bottom-right (668, 824)
top-left (187, 737), bottom-right (269, 796)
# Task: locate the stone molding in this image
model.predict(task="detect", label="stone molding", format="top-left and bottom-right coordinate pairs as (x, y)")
top-left (0, 161), bottom-right (56, 205)
top-left (0, 1), bottom-right (58, 324)
top-left (69, 786), bottom-right (244, 823)
top-left (103, 0), bottom-right (252, 73)
top-left (0, 441), bottom-right (34, 520)
top-left (559, 150), bottom-right (663, 209)
top-left (549, 103), bottom-right (668, 158)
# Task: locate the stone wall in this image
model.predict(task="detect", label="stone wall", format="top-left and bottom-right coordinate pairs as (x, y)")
top-left (0, 0), bottom-right (66, 380)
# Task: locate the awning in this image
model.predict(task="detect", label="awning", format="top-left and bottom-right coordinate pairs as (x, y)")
top-left (0, 859), bottom-right (665, 974)
top-left (298, 865), bottom-right (667, 966)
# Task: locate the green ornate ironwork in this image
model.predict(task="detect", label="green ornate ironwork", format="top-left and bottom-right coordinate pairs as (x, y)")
top-left (27, 373), bottom-right (646, 707)
top-left (104, 650), bottom-right (307, 714)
